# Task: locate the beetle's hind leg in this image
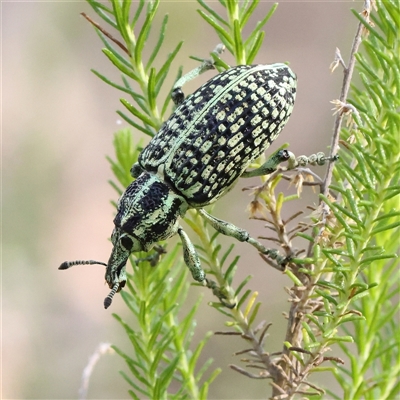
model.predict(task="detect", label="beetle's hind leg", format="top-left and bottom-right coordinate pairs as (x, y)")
top-left (198, 208), bottom-right (288, 270)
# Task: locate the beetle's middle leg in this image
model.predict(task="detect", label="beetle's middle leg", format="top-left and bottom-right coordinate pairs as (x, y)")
top-left (197, 209), bottom-right (288, 270)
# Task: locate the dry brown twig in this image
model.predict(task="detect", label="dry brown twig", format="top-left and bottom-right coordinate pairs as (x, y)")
top-left (269, 1), bottom-right (372, 398)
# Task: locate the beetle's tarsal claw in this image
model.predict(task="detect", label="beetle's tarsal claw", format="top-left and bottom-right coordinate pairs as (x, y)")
top-left (104, 282), bottom-right (120, 309)
top-left (206, 279), bottom-right (236, 309)
top-left (259, 251), bottom-right (290, 272)
top-left (269, 250), bottom-right (290, 267)
top-left (212, 43), bottom-right (225, 56)
top-left (330, 154), bottom-right (340, 161)
top-left (134, 245), bottom-right (167, 267)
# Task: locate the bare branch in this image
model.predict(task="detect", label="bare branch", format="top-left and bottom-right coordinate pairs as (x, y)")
top-left (253, 320), bottom-right (267, 334)
top-left (283, 211), bottom-right (304, 225)
top-left (259, 322), bottom-right (273, 346)
top-left (321, 5), bottom-right (368, 197)
top-left (258, 236), bottom-right (282, 244)
top-left (230, 364), bottom-right (271, 379)
top-left (234, 348), bottom-right (257, 356)
top-left (81, 13), bottom-right (130, 56)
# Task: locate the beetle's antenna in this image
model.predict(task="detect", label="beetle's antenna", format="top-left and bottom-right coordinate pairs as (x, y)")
top-left (104, 283), bottom-right (120, 309)
top-left (59, 260), bottom-right (107, 270)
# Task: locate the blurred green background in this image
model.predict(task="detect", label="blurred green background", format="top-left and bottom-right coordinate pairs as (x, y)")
top-left (3, 1), bottom-right (356, 399)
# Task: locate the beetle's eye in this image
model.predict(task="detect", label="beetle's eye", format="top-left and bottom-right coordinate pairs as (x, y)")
top-left (120, 236), bottom-right (133, 251)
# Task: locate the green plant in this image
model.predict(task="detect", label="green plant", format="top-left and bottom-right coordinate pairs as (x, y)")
top-left (82, 0), bottom-right (399, 398)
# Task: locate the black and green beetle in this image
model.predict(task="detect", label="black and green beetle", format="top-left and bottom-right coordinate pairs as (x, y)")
top-left (60, 63), bottom-right (300, 308)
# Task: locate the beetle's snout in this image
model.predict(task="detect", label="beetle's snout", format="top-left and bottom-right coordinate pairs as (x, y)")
top-left (104, 257), bottom-right (128, 309)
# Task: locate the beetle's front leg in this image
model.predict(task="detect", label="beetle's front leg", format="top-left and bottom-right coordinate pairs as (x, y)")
top-left (177, 226), bottom-right (234, 307)
top-left (197, 209), bottom-right (288, 270)
top-left (177, 227), bottom-right (206, 283)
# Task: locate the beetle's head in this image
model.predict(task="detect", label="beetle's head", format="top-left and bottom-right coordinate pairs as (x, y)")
top-left (103, 227), bottom-right (144, 309)
top-left (59, 173), bottom-right (187, 309)
top-left (58, 227), bottom-right (144, 310)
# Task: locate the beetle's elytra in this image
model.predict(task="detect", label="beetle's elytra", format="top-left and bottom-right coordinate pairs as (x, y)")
top-left (60, 63), bottom-right (297, 308)
top-left (140, 64), bottom-right (296, 205)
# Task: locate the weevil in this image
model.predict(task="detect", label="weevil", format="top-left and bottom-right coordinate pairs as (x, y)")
top-left (60, 60), bottom-right (334, 308)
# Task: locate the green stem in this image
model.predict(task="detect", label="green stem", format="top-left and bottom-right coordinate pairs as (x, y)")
top-left (166, 312), bottom-right (200, 399)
